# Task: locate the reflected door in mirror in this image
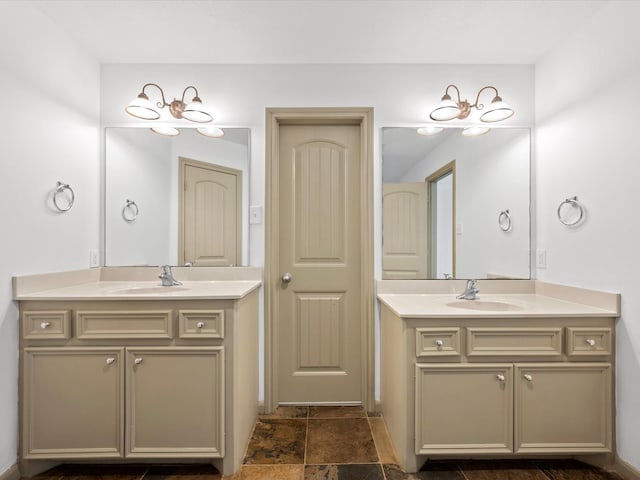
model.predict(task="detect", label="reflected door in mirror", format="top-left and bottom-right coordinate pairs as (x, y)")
top-left (382, 182), bottom-right (428, 279)
top-left (180, 158), bottom-right (241, 266)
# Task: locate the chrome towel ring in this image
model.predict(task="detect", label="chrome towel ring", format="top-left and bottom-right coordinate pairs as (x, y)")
top-left (53, 181), bottom-right (75, 212)
top-left (122, 199), bottom-right (139, 222)
top-left (557, 196), bottom-right (585, 226)
top-left (498, 209), bottom-right (512, 232)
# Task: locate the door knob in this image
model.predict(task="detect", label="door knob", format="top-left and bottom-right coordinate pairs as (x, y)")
top-left (282, 273), bottom-right (293, 283)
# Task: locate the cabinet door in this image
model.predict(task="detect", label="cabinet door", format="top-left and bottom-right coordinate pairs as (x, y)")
top-left (515, 363), bottom-right (612, 453)
top-left (126, 347), bottom-right (224, 457)
top-left (415, 364), bottom-right (513, 454)
top-left (23, 348), bottom-right (124, 458)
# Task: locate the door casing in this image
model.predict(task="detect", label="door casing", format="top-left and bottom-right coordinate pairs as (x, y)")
top-left (264, 107), bottom-right (374, 412)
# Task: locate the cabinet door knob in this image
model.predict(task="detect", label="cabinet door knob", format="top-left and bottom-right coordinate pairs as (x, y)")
top-left (106, 357), bottom-right (116, 365)
top-left (197, 321), bottom-right (205, 329)
top-left (40, 322), bottom-right (51, 329)
top-left (435, 339), bottom-right (444, 347)
top-left (134, 357), bottom-right (143, 365)
top-left (523, 374), bottom-right (533, 382)
top-left (585, 338), bottom-right (596, 346)
top-left (496, 374), bottom-right (506, 382)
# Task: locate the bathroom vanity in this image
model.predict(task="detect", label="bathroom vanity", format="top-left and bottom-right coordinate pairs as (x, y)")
top-left (378, 280), bottom-right (619, 473)
top-left (13, 267), bottom-right (261, 478)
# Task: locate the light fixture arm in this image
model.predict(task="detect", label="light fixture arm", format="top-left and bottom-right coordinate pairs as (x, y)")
top-left (471, 86), bottom-right (500, 111)
top-left (139, 83), bottom-right (169, 111)
top-left (180, 86), bottom-right (201, 103)
top-left (443, 84), bottom-right (462, 104)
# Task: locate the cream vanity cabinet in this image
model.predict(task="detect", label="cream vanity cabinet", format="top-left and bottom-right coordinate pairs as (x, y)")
top-left (381, 304), bottom-right (616, 473)
top-left (18, 294), bottom-right (258, 477)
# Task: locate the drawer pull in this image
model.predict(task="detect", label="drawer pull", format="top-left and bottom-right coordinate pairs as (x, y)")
top-left (40, 322), bottom-right (51, 329)
top-left (585, 338), bottom-right (596, 346)
top-left (435, 339), bottom-right (444, 347)
top-left (523, 374), bottom-right (533, 382)
top-left (496, 374), bottom-right (506, 382)
top-left (134, 357), bottom-right (143, 365)
top-left (106, 357), bottom-right (116, 365)
top-left (197, 321), bottom-right (206, 329)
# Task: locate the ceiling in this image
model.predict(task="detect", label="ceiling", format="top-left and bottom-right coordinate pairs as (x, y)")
top-left (32, 0), bottom-right (606, 65)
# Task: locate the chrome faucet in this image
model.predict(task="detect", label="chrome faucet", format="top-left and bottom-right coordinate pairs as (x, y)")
top-left (457, 279), bottom-right (479, 300)
top-left (158, 265), bottom-right (182, 286)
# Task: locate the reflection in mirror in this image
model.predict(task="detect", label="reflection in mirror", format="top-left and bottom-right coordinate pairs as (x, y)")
top-left (105, 127), bottom-right (250, 266)
top-left (382, 127), bottom-right (530, 280)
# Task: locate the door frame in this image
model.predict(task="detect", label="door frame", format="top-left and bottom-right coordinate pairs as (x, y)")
top-left (178, 157), bottom-right (243, 266)
top-left (264, 107), bottom-right (374, 412)
top-left (425, 160), bottom-right (456, 279)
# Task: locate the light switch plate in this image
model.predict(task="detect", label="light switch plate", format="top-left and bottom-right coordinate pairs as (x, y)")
top-left (456, 223), bottom-right (463, 235)
top-left (249, 205), bottom-right (263, 224)
top-left (536, 249), bottom-right (547, 268)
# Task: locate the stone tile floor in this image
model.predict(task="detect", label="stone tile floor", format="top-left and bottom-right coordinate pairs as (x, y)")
top-left (30, 406), bottom-right (625, 480)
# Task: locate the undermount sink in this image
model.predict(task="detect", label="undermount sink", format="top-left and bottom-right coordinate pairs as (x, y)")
top-left (114, 286), bottom-right (189, 294)
top-left (446, 300), bottom-right (524, 311)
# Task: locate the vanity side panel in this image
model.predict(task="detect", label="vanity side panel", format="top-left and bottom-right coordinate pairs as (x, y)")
top-left (380, 305), bottom-right (416, 472)
top-left (226, 289), bottom-right (260, 476)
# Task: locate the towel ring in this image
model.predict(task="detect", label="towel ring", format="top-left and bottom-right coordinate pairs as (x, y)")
top-left (53, 181), bottom-right (75, 212)
top-left (122, 199), bottom-right (139, 222)
top-left (498, 209), bottom-right (512, 232)
top-left (557, 196), bottom-right (585, 226)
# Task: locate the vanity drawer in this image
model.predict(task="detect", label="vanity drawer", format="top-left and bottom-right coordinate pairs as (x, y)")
top-left (416, 328), bottom-right (461, 357)
top-left (23, 310), bottom-right (71, 340)
top-left (567, 327), bottom-right (612, 357)
top-left (178, 310), bottom-right (225, 339)
top-left (75, 310), bottom-right (173, 339)
top-left (466, 327), bottom-right (563, 358)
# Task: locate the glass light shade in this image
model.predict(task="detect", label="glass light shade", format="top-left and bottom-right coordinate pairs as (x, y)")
top-left (197, 126), bottom-right (225, 138)
top-left (125, 94), bottom-right (161, 120)
top-left (150, 126), bottom-right (180, 136)
top-left (480, 99), bottom-right (514, 122)
top-left (417, 126), bottom-right (444, 136)
top-left (462, 126), bottom-right (491, 137)
top-left (182, 99), bottom-right (213, 123)
top-left (429, 98), bottom-right (461, 121)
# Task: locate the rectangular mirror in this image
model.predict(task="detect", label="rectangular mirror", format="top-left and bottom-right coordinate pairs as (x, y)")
top-left (382, 126), bottom-right (530, 279)
top-left (105, 127), bottom-right (250, 266)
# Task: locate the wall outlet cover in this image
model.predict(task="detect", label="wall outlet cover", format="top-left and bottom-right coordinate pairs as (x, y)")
top-left (89, 249), bottom-right (99, 268)
top-left (536, 249), bottom-right (547, 269)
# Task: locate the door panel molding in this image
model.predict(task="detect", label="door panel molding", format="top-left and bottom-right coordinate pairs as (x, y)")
top-left (265, 107), bottom-right (374, 412)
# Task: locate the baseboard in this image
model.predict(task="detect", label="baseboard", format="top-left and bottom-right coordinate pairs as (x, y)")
top-left (614, 456), bottom-right (640, 480)
top-left (0, 464), bottom-right (20, 480)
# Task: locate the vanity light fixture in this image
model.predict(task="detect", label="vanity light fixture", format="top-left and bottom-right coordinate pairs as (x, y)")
top-left (417, 126), bottom-right (444, 136)
top-left (462, 125), bottom-right (491, 137)
top-left (430, 84), bottom-right (514, 123)
top-left (125, 83), bottom-right (213, 123)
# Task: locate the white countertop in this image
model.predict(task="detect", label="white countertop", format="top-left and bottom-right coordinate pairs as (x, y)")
top-left (13, 267), bottom-right (263, 301)
top-left (377, 293), bottom-right (619, 318)
top-left (14, 280), bottom-right (261, 301)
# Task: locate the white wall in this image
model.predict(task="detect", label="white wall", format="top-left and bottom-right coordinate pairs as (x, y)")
top-left (535, 1), bottom-right (640, 471)
top-left (0, 2), bottom-right (101, 476)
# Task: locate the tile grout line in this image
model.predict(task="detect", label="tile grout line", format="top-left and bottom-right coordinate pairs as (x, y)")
top-left (302, 406), bottom-right (309, 480)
